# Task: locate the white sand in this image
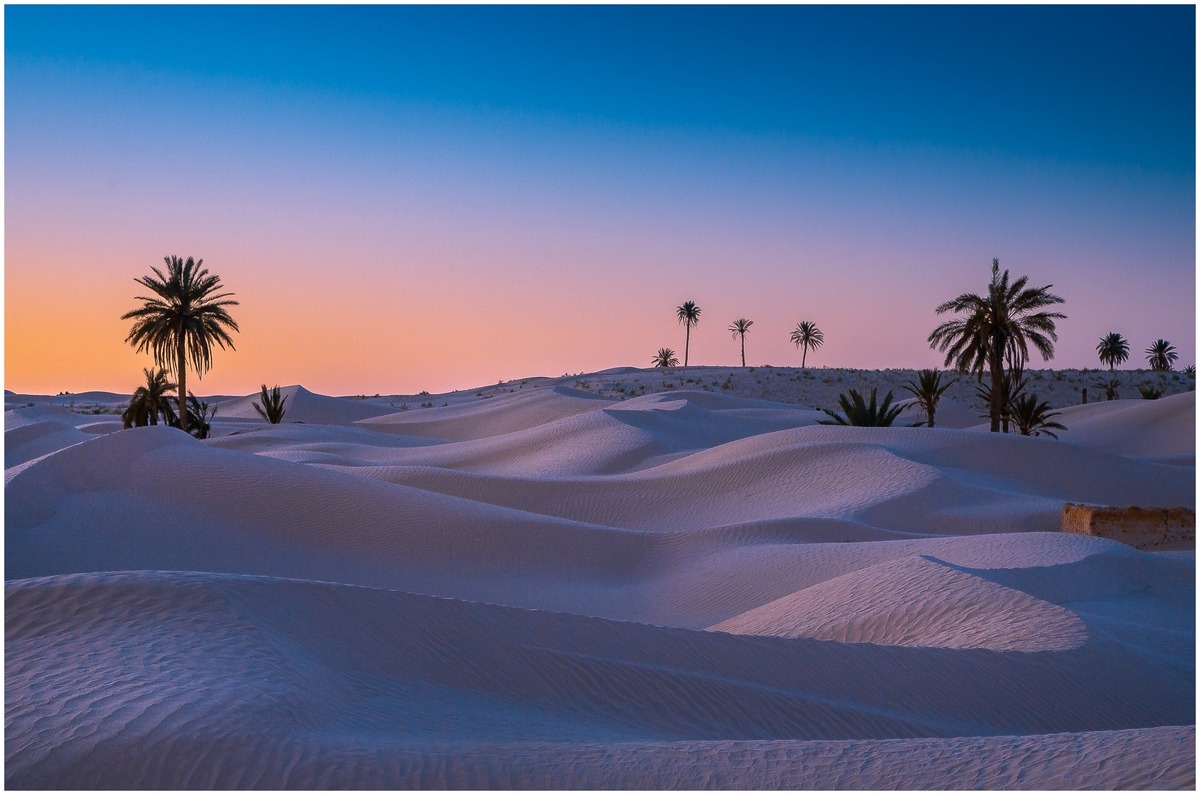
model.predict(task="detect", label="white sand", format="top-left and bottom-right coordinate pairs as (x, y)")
top-left (5, 367), bottom-right (1195, 788)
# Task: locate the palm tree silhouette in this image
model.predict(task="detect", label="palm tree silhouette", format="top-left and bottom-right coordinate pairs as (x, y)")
top-left (928, 258), bottom-right (1065, 432)
top-left (818, 388), bottom-right (906, 427)
top-left (729, 318), bottom-right (753, 367)
top-left (790, 321), bottom-right (824, 368)
top-left (253, 384), bottom-right (289, 424)
top-left (676, 301), bottom-right (701, 367)
top-left (652, 347), bottom-right (679, 368)
top-left (1011, 393), bottom-right (1066, 438)
top-left (1145, 339), bottom-right (1178, 371)
top-left (902, 368), bottom-right (957, 428)
top-left (122, 256), bottom-right (239, 434)
top-left (1096, 332), bottom-right (1129, 370)
top-left (122, 367), bottom-right (177, 428)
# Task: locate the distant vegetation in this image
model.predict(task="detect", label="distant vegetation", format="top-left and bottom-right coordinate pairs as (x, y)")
top-left (1096, 332), bottom-right (1130, 370)
top-left (676, 301), bottom-right (701, 367)
top-left (1146, 339), bottom-right (1178, 371)
top-left (652, 348), bottom-right (679, 368)
top-left (728, 318), bottom-right (753, 367)
top-left (790, 321), bottom-right (824, 368)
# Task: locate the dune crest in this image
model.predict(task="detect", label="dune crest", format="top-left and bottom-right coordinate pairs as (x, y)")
top-left (709, 554), bottom-right (1088, 652)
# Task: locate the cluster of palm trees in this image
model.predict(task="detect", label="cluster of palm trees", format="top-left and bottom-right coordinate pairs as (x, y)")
top-left (928, 258), bottom-right (1066, 433)
top-left (123, 256), bottom-right (239, 436)
top-left (121, 366), bottom-right (218, 438)
top-left (654, 300), bottom-right (824, 370)
top-left (1097, 332), bottom-right (1180, 371)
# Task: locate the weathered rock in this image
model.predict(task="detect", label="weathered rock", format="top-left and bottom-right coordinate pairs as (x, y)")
top-left (1061, 503), bottom-right (1195, 550)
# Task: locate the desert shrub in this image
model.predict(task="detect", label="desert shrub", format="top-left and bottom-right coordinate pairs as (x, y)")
top-left (819, 388), bottom-right (906, 427)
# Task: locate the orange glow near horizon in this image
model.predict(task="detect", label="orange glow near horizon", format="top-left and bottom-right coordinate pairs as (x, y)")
top-left (5, 6), bottom-right (1194, 398)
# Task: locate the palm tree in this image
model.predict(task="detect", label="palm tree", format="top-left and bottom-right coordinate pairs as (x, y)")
top-left (1096, 332), bottom-right (1130, 370)
top-left (729, 318), bottom-right (753, 367)
top-left (790, 320), bottom-right (824, 368)
top-left (651, 347), bottom-right (679, 368)
top-left (676, 301), bottom-right (701, 366)
top-left (122, 367), bottom-right (177, 428)
top-left (974, 369), bottom-right (1027, 433)
top-left (1145, 339), bottom-right (1178, 371)
top-left (1184, 365), bottom-right (1195, 377)
top-left (253, 384), bottom-right (289, 424)
top-left (928, 258), bottom-right (1066, 432)
top-left (1138, 384), bottom-right (1164, 400)
top-left (819, 388), bottom-right (906, 427)
top-left (122, 256), bottom-right (239, 434)
top-left (1095, 378), bottom-right (1121, 401)
top-left (161, 392), bottom-right (218, 439)
top-left (1011, 393), bottom-right (1066, 439)
top-left (902, 368), bottom-right (957, 428)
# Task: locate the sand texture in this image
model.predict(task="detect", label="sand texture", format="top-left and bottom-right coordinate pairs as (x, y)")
top-left (5, 368), bottom-right (1195, 788)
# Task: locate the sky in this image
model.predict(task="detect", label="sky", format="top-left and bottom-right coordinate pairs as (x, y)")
top-left (5, 4), bottom-right (1196, 396)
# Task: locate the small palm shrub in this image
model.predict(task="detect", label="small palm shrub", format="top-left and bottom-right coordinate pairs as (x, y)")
top-left (819, 388), bottom-right (906, 427)
top-left (903, 368), bottom-right (957, 428)
top-left (1011, 393), bottom-right (1066, 438)
top-left (253, 384), bottom-right (288, 424)
top-left (162, 392), bottom-right (217, 439)
top-left (652, 348), bottom-right (679, 368)
top-left (1139, 384), bottom-right (1164, 400)
top-left (1095, 379), bottom-right (1121, 401)
top-left (974, 371), bottom-right (1026, 432)
top-left (122, 367), bottom-right (177, 429)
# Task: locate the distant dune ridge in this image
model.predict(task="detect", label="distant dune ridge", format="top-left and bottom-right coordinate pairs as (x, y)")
top-left (5, 366), bottom-right (1195, 789)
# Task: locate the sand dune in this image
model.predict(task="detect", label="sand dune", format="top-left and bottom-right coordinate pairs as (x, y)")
top-left (216, 384), bottom-right (396, 424)
top-left (5, 368), bottom-right (1194, 788)
top-left (1053, 391), bottom-right (1195, 463)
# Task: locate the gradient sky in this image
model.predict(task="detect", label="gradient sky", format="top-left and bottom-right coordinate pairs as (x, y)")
top-left (5, 5), bottom-right (1195, 396)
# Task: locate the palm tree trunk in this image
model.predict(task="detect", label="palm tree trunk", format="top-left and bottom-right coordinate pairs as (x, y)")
top-left (802, 344), bottom-right (808, 368)
top-left (740, 334), bottom-right (745, 367)
top-left (177, 329), bottom-right (189, 436)
top-left (988, 359), bottom-right (1003, 433)
top-left (684, 324), bottom-right (690, 367)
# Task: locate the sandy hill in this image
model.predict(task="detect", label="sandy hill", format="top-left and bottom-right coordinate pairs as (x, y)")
top-left (4, 366), bottom-right (1194, 788)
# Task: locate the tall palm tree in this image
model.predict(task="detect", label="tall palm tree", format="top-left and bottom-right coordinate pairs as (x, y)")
top-left (676, 301), bottom-right (701, 366)
top-left (729, 318), bottom-right (753, 367)
top-left (651, 347), bottom-right (679, 368)
top-left (928, 258), bottom-right (1065, 432)
top-left (122, 256), bottom-right (239, 434)
top-left (1145, 339), bottom-right (1178, 371)
top-left (902, 368), bottom-right (957, 428)
top-left (790, 320), bottom-right (824, 368)
top-left (1096, 332), bottom-right (1129, 370)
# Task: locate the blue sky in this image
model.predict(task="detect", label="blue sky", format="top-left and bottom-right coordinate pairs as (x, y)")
top-left (6, 5), bottom-right (1196, 394)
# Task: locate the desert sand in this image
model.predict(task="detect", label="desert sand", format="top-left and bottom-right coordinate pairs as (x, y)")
top-left (5, 367), bottom-right (1195, 788)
